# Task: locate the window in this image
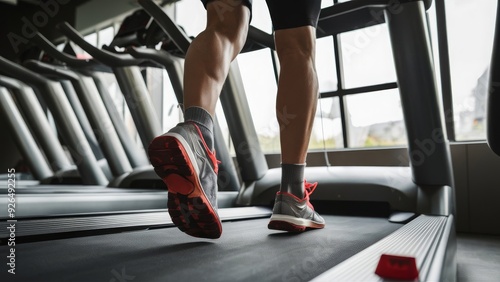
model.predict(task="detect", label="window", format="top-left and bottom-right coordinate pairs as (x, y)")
top-left (311, 97), bottom-right (344, 150)
top-left (98, 26), bottom-right (115, 48)
top-left (445, 0), bottom-right (497, 141)
top-left (336, 22), bottom-right (405, 148)
top-left (175, 0), bottom-right (207, 36)
top-left (322, 0), bottom-right (335, 8)
top-left (83, 32), bottom-right (97, 46)
top-left (161, 70), bottom-right (183, 132)
top-left (81, 32), bottom-right (97, 58)
top-left (317, 37), bottom-right (338, 92)
top-left (71, 26), bottom-right (114, 58)
top-left (237, 49), bottom-right (279, 153)
top-left (346, 90), bottom-right (406, 147)
top-left (339, 24), bottom-right (397, 89)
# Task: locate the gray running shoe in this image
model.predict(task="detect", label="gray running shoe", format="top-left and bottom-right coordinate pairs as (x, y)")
top-left (148, 122), bottom-right (222, 239)
top-left (268, 181), bottom-right (325, 232)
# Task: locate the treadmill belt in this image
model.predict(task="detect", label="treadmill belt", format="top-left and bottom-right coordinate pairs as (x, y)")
top-left (0, 215), bottom-right (402, 281)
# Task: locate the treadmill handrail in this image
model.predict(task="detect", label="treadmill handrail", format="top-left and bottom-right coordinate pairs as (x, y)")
top-left (24, 60), bottom-right (80, 81)
top-left (128, 46), bottom-right (176, 66)
top-left (57, 22), bottom-right (146, 67)
top-left (0, 57), bottom-right (47, 86)
top-left (319, 0), bottom-right (389, 21)
top-left (138, 0), bottom-right (191, 54)
top-left (319, 0), bottom-right (432, 21)
top-left (247, 26), bottom-right (275, 50)
top-left (32, 32), bottom-right (98, 68)
top-left (0, 73), bottom-right (24, 90)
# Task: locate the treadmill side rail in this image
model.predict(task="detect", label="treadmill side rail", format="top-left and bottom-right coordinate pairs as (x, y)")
top-left (311, 215), bottom-right (457, 282)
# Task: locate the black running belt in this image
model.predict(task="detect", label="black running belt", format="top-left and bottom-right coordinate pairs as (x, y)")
top-left (0, 216), bottom-right (401, 281)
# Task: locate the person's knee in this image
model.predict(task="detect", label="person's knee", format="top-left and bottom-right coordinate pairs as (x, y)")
top-left (206, 0), bottom-right (250, 50)
top-left (275, 26), bottom-right (316, 61)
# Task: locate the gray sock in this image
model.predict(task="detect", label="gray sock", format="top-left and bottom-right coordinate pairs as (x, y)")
top-left (184, 106), bottom-right (214, 150)
top-left (281, 163), bottom-right (305, 199)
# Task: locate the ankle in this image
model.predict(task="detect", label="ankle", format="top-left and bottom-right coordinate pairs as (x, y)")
top-left (184, 106), bottom-right (214, 149)
top-left (280, 163), bottom-right (305, 199)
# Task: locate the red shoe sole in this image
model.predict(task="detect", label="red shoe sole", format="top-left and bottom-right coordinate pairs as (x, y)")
top-left (268, 220), bottom-right (307, 232)
top-left (268, 220), bottom-right (325, 233)
top-left (148, 135), bottom-right (222, 239)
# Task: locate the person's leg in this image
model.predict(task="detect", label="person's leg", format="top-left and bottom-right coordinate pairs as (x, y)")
top-left (185, 0), bottom-right (250, 115)
top-left (148, 0), bottom-right (251, 239)
top-left (275, 26), bottom-right (318, 199)
top-left (183, 0), bottom-right (250, 150)
top-left (266, 0), bottom-right (325, 232)
top-left (275, 28), bottom-right (318, 165)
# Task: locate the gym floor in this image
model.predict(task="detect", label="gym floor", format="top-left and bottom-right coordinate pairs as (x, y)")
top-left (457, 233), bottom-right (500, 281)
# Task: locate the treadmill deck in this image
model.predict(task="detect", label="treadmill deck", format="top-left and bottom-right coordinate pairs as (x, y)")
top-left (0, 215), bottom-right (401, 281)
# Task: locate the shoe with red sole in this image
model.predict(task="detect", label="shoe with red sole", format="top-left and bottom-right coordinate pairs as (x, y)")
top-left (268, 181), bottom-right (325, 232)
top-left (148, 122), bottom-right (222, 239)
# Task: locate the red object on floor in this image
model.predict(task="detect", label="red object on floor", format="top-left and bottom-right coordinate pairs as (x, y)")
top-left (375, 254), bottom-right (419, 280)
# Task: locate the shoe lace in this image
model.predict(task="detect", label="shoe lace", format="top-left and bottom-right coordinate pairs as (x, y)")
top-left (304, 181), bottom-right (318, 199)
top-left (207, 149), bottom-right (221, 174)
top-left (211, 150), bottom-right (222, 174)
top-left (190, 121), bottom-right (221, 174)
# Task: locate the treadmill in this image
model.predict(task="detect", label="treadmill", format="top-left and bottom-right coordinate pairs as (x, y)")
top-left (0, 0), bottom-right (457, 281)
top-left (0, 57), bottom-right (110, 185)
top-left (23, 59), bottom-right (135, 182)
top-left (30, 32), bottom-right (152, 171)
top-left (0, 70), bottom-right (106, 186)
